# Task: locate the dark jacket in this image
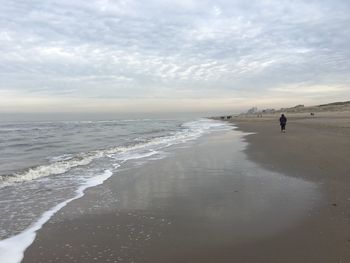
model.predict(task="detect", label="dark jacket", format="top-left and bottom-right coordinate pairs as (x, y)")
top-left (279, 115), bottom-right (287, 125)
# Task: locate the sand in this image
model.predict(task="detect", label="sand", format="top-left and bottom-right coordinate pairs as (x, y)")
top-left (22, 113), bottom-right (350, 263)
top-left (230, 112), bottom-right (350, 261)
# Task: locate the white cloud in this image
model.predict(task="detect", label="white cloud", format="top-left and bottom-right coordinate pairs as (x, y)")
top-left (0, 0), bottom-right (350, 113)
top-left (212, 6), bottom-right (222, 16)
top-left (271, 84), bottom-right (348, 95)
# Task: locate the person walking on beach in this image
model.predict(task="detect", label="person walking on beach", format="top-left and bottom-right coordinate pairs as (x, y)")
top-left (279, 114), bottom-right (287, 133)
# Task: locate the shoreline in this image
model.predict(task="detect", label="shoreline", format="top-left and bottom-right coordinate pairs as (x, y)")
top-left (20, 113), bottom-right (350, 262)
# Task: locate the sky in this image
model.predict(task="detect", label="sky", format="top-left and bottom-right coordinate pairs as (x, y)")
top-left (0, 0), bottom-right (350, 116)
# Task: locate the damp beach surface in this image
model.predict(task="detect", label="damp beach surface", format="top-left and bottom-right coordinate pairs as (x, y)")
top-left (21, 128), bottom-right (323, 263)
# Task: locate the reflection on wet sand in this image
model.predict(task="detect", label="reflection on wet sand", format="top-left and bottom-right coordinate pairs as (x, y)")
top-left (23, 129), bottom-right (320, 263)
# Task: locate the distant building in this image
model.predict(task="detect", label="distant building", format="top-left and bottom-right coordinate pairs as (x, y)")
top-left (262, 108), bottom-right (275, 113)
top-left (246, 107), bottom-right (258, 114)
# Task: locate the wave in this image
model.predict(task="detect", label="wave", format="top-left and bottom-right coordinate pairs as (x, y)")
top-left (0, 119), bottom-right (231, 186)
top-left (0, 153), bottom-right (103, 186)
top-left (0, 119), bottom-right (232, 262)
top-left (0, 169), bottom-right (113, 263)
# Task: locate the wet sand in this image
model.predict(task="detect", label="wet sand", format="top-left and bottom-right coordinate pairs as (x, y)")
top-left (22, 118), bottom-right (350, 263)
top-left (230, 112), bottom-right (350, 262)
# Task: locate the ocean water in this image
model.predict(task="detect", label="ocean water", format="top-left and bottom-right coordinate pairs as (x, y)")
top-left (0, 118), bottom-right (230, 262)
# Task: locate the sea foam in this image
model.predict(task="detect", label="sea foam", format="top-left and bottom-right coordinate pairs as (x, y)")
top-left (0, 169), bottom-right (113, 263)
top-left (0, 119), bottom-right (230, 186)
top-left (0, 118), bottom-right (232, 262)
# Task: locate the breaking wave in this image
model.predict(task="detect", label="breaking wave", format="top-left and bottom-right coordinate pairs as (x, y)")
top-left (0, 119), bottom-right (231, 186)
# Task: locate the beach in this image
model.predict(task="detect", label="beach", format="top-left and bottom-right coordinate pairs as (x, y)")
top-left (230, 112), bottom-right (350, 262)
top-left (2, 0), bottom-right (350, 261)
top-left (16, 114), bottom-right (349, 262)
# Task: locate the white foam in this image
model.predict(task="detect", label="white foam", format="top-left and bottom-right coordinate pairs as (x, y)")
top-left (182, 118), bottom-right (232, 132)
top-left (109, 150), bottom-right (159, 162)
top-left (0, 119), bottom-right (232, 186)
top-left (0, 169), bottom-right (113, 263)
top-left (49, 154), bottom-right (74, 162)
top-left (0, 119), bottom-right (233, 262)
top-left (1, 152), bottom-right (104, 186)
top-left (77, 120), bottom-right (228, 166)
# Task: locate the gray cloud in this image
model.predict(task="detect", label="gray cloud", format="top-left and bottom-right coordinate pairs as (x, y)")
top-left (0, 0), bottom-right (349, 112)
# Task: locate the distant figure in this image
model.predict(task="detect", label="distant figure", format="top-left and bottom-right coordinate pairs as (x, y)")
top-left (279, 114), bottom-right (287, 133)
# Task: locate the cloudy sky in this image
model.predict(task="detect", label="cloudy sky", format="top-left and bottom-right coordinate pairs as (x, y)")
top-left (1, 0), bottom-right (349, 114)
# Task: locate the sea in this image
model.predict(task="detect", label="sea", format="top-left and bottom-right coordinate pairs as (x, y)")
top-left (0, 117), bottom-right (231, 262)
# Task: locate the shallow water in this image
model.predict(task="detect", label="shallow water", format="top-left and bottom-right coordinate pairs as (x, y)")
top-left (0, 118), bottom-right (231, 262)
top-left (20, 130), bottom-right (322, 263)
top-left (0, 119), bottom-right (321, 263)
